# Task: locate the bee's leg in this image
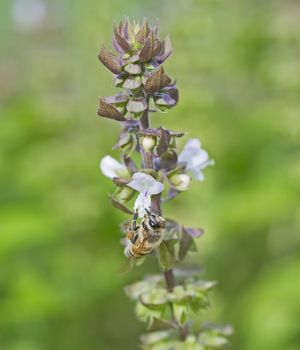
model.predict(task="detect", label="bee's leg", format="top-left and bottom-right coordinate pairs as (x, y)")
top-left (131, 233), bottom-right (139, 244)
top-left (132, 210), bottom-right (138, 231)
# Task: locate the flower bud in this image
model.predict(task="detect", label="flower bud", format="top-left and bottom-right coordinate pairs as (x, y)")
top-left (169, 173), bottom-right (191, 191)
top-left (114, 186), bottom-right (135, 203)
top-left (118, 132), bottom-right (137, 156)
top-left (141, 136), bottom-right (157, 151)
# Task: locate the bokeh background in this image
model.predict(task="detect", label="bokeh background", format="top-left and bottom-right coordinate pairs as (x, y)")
top-left (1, 0), bottom-right (300, 349)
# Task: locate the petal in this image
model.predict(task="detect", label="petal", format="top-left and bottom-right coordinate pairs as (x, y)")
top-left (127, 172), bottom-right (164, 195)
top-left (134, 193), bottom-right (151, 218)
top-left (148, 178), bottom-right (164, 195)
top-left (191, 168), bottom-right (205, 181)
top-left (198, 159), bottom-right (215, 170)
top-left (178, 138), bottom-right (214, 180)
top-left (190, 149), bottom-right (209, 169)
top-left (178, 138), bottom-right (201, 164)
top-left (100, 155), bottom-right (126, 178)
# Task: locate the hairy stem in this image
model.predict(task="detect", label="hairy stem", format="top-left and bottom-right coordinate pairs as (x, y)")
top-left (139, 101), bottom-right (153, 169)
top-left (140, 106), bottom-right (189, 341)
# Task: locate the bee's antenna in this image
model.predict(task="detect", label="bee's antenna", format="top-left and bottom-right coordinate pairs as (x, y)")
top-left (148, 207), bottom-right (160, 216)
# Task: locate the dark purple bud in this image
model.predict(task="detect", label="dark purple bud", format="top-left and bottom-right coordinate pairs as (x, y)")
top-left (160, 149), bottom-right (178, 171)
top-left (98, 46), bottom-right (122, 74)
top-left (120, 17), bottom-right (130, 41)
top-left (112, 36), bottom-right (124, 54)
top-left (156, 35), bottom-right (173, 64)
top-left (139, 31), bottom-right (162, 62)
top-left (97, 98), bottom-right (126, 121)
top-left (136, 19), bottom-right (151, 44)
top-left (156, 127), bottom-right (171, 156)
top-left (113, 25), bottom-right (131, 52)
top-left (154, 93), bottom-right (177, 108)
top-left (144, 67), bottom-right (172, 93)
top-left (162, 83), bottom-right (179, 104)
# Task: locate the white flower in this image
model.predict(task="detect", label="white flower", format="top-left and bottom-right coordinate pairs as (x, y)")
top-left (127, 172), bottom-right (164, 217)
top-left (178, 139), bottom-right (214, 181)
top-left (100, 155), bottom-right (128, 178)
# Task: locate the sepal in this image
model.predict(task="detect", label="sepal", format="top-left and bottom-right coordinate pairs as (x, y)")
top-left (97, 98), bottom-right (127, 121)
top-left (144, 67), bottom-right (172, 94)
top-left (98, 46), bottom-right (122, 74)
top-left (109, 194), bottom-right (133, 214)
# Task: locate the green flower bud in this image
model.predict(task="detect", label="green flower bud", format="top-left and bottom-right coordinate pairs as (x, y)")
top-left (118, 132), bottom-right (137, 157)
top-left (141, 135), bottom-right (157, 151)
top-left (169, 173), bottom-right (191, 191)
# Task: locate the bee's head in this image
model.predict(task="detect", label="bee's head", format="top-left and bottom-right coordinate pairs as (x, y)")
top-left (145, 209), bottom-right (166, 230)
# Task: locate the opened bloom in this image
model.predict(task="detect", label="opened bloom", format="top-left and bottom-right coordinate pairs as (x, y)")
top-left (100, 155), bottom-right (129, 178)
top-left (178, 139), bottom-right (214, 181)
top-left (127, 172), bottom-right (164, 217)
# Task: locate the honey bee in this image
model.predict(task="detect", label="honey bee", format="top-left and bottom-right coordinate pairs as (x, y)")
top-left (124, 208), bottom-right (166, 259)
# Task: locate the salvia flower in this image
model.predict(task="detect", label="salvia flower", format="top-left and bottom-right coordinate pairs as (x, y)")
top-left (127, 172), bottom-right (164, 217)
top-left (178, 139), bottom-right (215, 181)
top-left (100, 155), bottom-right (129, 178)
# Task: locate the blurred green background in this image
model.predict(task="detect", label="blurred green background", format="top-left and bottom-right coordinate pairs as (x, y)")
top-left (1, 0), bottom-right (300, 349)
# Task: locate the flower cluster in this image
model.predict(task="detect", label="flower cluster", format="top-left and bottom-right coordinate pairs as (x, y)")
top-left (97, 18), bottom-right (231, 349)
top-left (97, 18), bottom-right (178, 122)
top-left (100, 137), bottom-right (214, 217)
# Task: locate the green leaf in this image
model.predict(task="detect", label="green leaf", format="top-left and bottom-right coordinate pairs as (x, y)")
top-left (173, 302), bottom-right (189, 325)
top-left (140, 288), bottom-right (169, 309)
top-left (190, 293), bottom-right (210, 313)
top-left (200, 322), bottom-right (234, 336)
top-left (125, 280), bottom-right (157, 300)
top-left (140, 330), bottom-right (174, 346)
top-left (198, 333), bottom-right (229, 348)
top-left (178, 229), bottom-right (194, 261)
top-left (189, 280), bottom-right (218, 292)
top-left (135, 302), bottom-right (165, 328)
top-left (157, 240), bottom-right (178, 271)
top-left (163, 219), bottom-right (181, 240)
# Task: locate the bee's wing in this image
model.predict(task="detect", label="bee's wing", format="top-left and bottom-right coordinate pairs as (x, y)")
top-left (117, 238), bottom-right (147, 275)
top-left (118, 257), bottom-right (135, 275)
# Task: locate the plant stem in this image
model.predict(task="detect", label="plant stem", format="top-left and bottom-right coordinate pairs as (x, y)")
top-left (163, 269), bottom-right (176, 292)
top-left (139, 101), bottom-right (153, 169)
top-left (139, 104), bottom-right (189, 341)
